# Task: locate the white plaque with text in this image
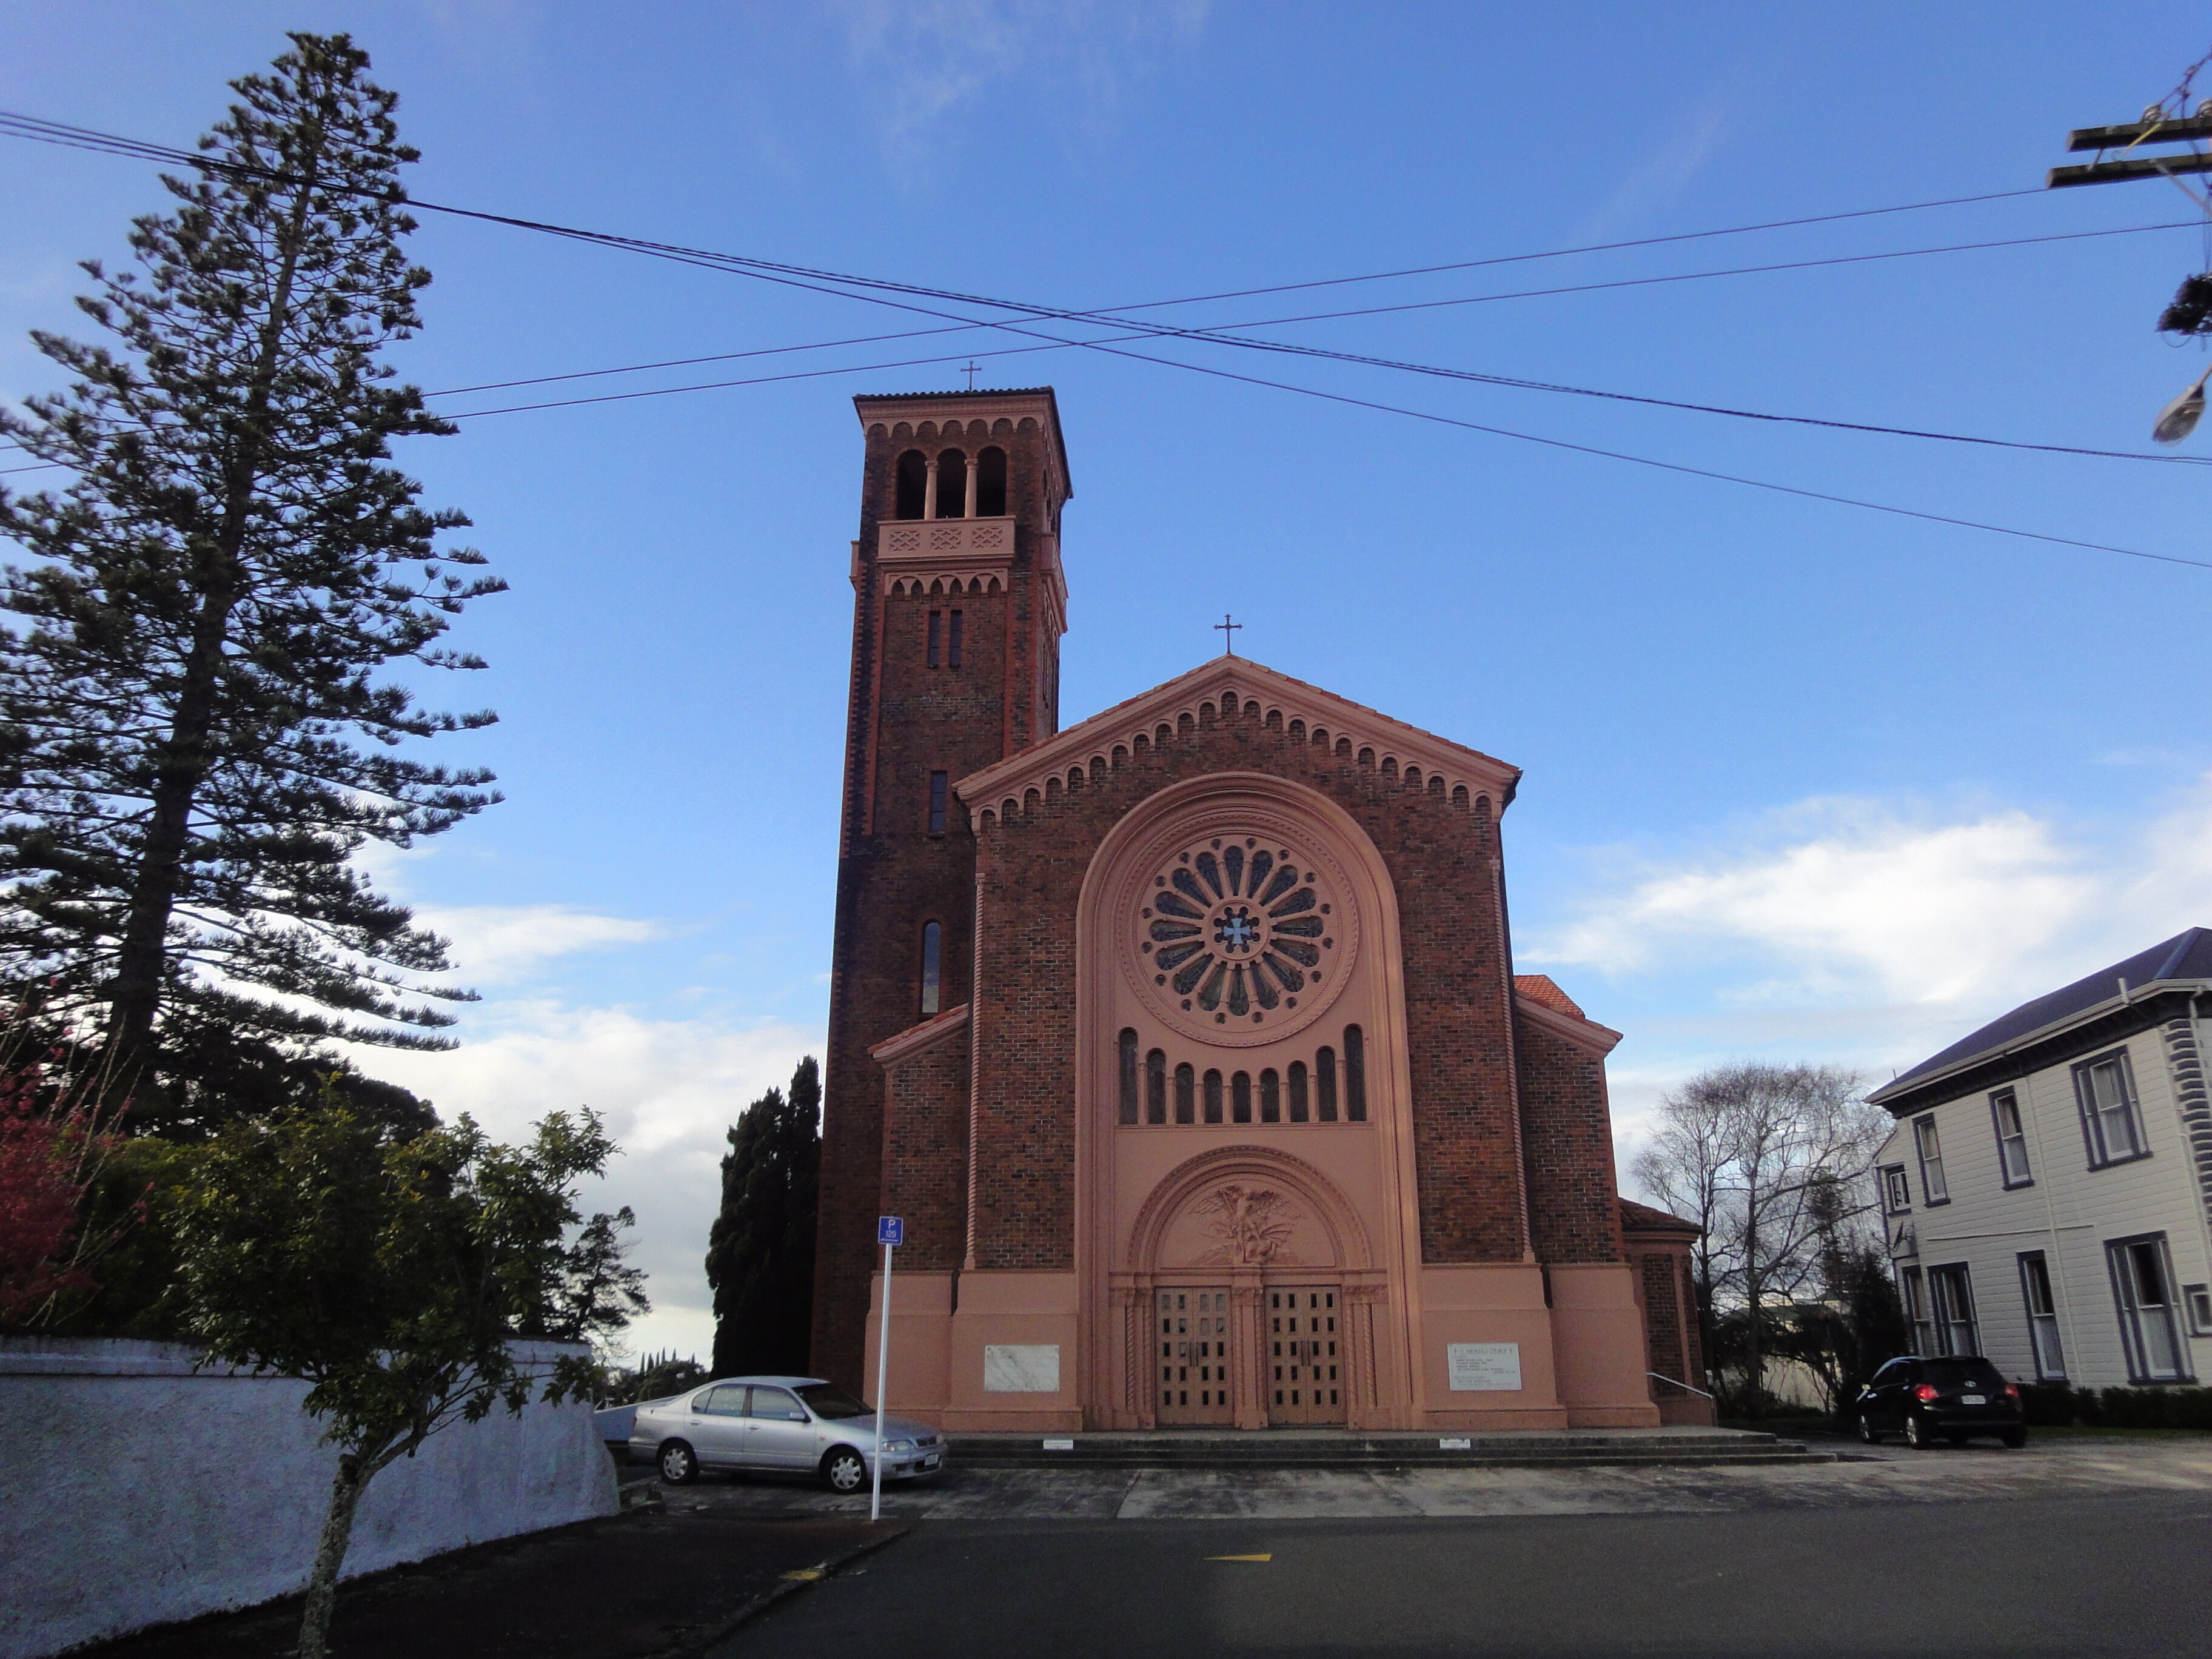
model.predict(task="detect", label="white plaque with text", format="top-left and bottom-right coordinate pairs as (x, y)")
top-left (1447, 1342), bottom-right (1522, 1392)
top-left (983, 1344), bottom-right (1061, 1393)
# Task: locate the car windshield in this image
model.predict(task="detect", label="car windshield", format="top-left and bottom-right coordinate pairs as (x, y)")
top-left (797, 1384), bottom-right (873, 1420)
top-left (1922, 1359), bottom-right (2000, 1387)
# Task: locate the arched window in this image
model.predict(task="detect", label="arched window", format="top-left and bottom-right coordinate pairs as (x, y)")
top-left (919, 921), bottom-right (942, 1016)
top-left (1175, 1062), bottom-right (1195, 1125)
top-left (1147, 1048), bottom-right (1167, 1126)
top-left (976, 446), bottom-right (1008, 516)
top-left (1315, 1046), bottom-right (1338, 1122)
top-left (1287, 1061), bottom-right (1309, 1123)
top-left (1259, 1068), bottom-right (1281, 1124)
top-left (1203, 1068), bottom-right (1224, 1125)
top-left (1344, 1025), bottom-right (1367, 1122)
top-left (1118, 1028), bottom-right (1139, 1126)
top-left (894, 449), bottom-right (927, 520)
top-left (935, 449), bottom-right (968, 518)
top-left (1232, 1071), bottom-right (1252, 1124)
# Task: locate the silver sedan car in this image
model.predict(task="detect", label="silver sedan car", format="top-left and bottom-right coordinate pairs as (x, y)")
top-left (629, 1375), bottom-right (945, 1493)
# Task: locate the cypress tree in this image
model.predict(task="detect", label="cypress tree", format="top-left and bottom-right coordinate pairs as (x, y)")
top-left (705, 1056), bottom-right (821, 1378)
top-left (0, 34), bottom-right (501, 1129)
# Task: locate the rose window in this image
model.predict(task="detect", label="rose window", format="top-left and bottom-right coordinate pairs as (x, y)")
top-left (1138, 837), bottom-right (1339, 1028)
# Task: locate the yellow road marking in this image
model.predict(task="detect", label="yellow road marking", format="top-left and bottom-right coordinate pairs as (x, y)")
top-left (780, 1569), bottom-right (825, 1581)
top-left (1206, 1553), bottom-right (1273, 1562)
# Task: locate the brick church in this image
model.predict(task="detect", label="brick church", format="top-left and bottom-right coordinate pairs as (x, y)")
top-left (810, 387), bottom-right (1706, 1432)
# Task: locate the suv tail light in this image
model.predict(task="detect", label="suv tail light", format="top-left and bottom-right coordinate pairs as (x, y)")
top-left (1914, 1384), bottom-right (1939, 1403)
top-left (2003, 1382), bottom-right (2020, 1400)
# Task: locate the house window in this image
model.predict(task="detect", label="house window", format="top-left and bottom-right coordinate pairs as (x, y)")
top-left (928, 770), bottom-right (948, 834)
top-left (948, 609), bottom-right (964, 668)
top-left (1881, 1165), bottom-right (1911, 1215)
top-left (2108, 1233), bottom-right (2191, 1382)
top-left (1174, 1062), bottom-right (1195, 1125)
top-left (2185, 1284), bottom-right (2212, 1338)
top-left (927, 609), bottom-right (942, 668)
top-left (1928, 1264), bottom-right (1978, 1356)
top-left (1914, 1114), bottom-right (1948, 1204)
top-left (1146, 1049), bottom-right (1167, 1127)
top-left (1989, 1090), bottom-right (2032, 1187)
top-left (1118, 1028), bottom-right (1139, 1127)
top-left (2074, 1050), bottom-right (2150, 1167)
top-left (1903, 1266), bottom-right (1931, 1354)
top-left (2018, 1252), bottom-right (2066, 1379)
top-left (919, 921), bottom-right (942, 1017)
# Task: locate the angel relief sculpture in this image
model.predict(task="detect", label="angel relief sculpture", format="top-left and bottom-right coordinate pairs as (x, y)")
top-left (1194, 1182), bottom-right (1299, 1266)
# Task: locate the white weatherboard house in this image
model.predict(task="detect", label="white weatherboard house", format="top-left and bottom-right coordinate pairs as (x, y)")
top-left (1868, 930), bottom-right (2212, 1390)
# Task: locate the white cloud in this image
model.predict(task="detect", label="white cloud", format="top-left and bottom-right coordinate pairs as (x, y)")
top-left (416, 903), bottom-right (666, 985)
top-left (355, 1002), bottom-right (821, 1366)
top-left (827, 0), bottom-right (1209, 159)
top-left (1578, 95), bottom-right (1731, 241)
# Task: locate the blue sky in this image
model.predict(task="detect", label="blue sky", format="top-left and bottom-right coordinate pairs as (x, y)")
top-left (6, 2), bottom-right (2212, 1361)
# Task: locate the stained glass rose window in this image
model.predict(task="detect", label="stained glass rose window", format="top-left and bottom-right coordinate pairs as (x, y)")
top-left (1137, 836), bottom-right (1341, 1033)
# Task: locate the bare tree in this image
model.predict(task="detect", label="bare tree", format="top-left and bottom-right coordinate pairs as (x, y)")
top-left (1632, 1062), bottom-right (1889, 1415)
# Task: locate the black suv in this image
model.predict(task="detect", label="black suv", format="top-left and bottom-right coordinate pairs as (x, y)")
top-left (1856, 1355), bottom-right (2026, 1449)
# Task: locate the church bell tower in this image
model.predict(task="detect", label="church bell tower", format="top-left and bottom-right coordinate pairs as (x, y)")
top-left (810, 388), bottom-right (1073, 1388)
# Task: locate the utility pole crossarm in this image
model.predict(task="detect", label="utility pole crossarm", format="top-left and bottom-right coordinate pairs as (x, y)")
top-left (2049, 151), bottom-right (2212, 189)
top-left (2067, 113), bottom-right (2212, 150)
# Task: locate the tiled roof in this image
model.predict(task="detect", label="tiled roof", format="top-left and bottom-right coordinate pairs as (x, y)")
top-left (1513, 974), bottom-right (1584, 1019)
top-left (1620, 1197), bottom-right (1699, 1235)
top-left (1871, 926), bottom-right (2212, 1104)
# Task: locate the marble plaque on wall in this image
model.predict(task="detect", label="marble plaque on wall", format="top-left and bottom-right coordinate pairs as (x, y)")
top-left (983, 1344), bottom-right (1061, 1393)
top-left (1447, 1341), bottom-right (1522, 1392)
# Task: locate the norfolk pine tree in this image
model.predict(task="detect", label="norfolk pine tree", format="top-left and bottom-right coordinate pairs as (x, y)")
top-left (706, 1056), bottom-right (820, 1377)
top-left (0, 33), bottom-right (501, 1126)
top-left (176, 1103), bottom-right (646, 1659)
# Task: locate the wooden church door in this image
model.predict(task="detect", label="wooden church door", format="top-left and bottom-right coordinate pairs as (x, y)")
top-left (1155, 1287), bottom-right (1235, 1425)
top-left (1267, 1285), bottom-right (1345, 1425)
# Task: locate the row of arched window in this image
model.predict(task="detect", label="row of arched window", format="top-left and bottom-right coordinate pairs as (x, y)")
top-left (895, 447), bottom-right (1008, 520)
top-left (1117, 1027), bottom-right (1367, 1127)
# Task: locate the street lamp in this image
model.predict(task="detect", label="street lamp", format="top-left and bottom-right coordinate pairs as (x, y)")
top-left (2153, 364), bottom-right (2212, 444)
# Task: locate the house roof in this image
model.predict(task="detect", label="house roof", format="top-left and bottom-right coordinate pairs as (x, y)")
top-left (1619, 1197), bottom-right (1700, 1237)
top-left (1868, 926), bottom-right (2212, 1107)
top-left (1513, 974), bottom-right (1584, 1019)
top-left (956, 655), bottom-right (1521, 824)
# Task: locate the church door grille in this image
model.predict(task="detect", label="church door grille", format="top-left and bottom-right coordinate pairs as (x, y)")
top-left (1156, 1288), bottom-right (1235, 1425)
top-left (1268, 1287), bottom-right (1343, 1425)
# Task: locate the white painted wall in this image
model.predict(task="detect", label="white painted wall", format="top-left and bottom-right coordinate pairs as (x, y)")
top-left (0, 1337), bottom-right (618, 1659)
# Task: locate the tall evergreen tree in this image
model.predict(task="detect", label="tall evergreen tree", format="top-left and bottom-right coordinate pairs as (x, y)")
top-left (0, 34), bottom-right (500, 1130)
top-left (705, 1056), bottom-right (820, 1378)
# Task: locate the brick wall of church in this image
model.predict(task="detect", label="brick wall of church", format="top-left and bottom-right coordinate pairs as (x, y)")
top-left (1513, 1008), bottom-right (1629, 1264)
top-left (878, 1028), bottom-right (971, 1273)
top-left (967, 689), bottom-right (1540, 1271)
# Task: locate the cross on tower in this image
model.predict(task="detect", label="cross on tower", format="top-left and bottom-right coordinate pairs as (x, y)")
top-left (1215, 614), bottom-right (1242, 655)
top-left (959, 361), bottom-right (982, 389)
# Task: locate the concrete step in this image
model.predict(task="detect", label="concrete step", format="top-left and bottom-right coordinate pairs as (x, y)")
top-left (943, 1429), bottom-right (1837, 1470)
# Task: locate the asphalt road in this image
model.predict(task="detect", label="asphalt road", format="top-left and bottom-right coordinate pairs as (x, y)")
top-left (711, 1490), bottom-right (2212, 1658)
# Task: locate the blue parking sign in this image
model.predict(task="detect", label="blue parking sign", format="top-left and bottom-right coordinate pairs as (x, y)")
top-left (878, 1215), bottom-right (904, 1247)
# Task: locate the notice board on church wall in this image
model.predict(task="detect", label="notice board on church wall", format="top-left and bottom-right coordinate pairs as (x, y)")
top-left (1447, 1342), bottom-right (1522, 1392)
top-left (984, 1344), bottom-right (1061, 1393)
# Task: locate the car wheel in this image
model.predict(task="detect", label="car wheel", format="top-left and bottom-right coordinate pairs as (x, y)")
top-left (1856, 1412), bottom-right (1880, 1445)
top-left (657, 1440), bottom-right (699, 1485)
top-left (1903, 1412), bottom-right (1931, 1450)
top-left (821, 1447), bottom-right (868, 1493)
top-left (2002, 1429), bottom-right (2026, 1449)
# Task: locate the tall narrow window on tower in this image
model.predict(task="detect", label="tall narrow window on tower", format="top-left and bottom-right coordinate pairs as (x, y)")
top-left (1344, 1026), bottom-right (1367, 1122)
top-left (895, 449), bottom-right (927, 519)
top-left (936, 449), bottom-right (968, 518)
top-left (948, 609), bottom-right (964, 668)
top-left (919, 921), bottom-right (942, 1016)
top-left (927, 610), bottom-right (942, 668)
top-left (928, 770), bottom-right (949, 833)
top-left (976, 446), bottom-right (1008, 515)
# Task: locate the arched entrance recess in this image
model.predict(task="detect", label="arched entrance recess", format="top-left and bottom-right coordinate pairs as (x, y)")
top-left (1074, 772), bottom-right (1421, 1430)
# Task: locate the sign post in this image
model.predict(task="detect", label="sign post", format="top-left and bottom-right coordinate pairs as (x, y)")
top-left (871, 1215), bottom-right (902, 1522)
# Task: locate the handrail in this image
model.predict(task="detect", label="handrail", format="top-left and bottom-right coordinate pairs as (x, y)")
top-left (1647, 1371), bottom-right (1715, 1400)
